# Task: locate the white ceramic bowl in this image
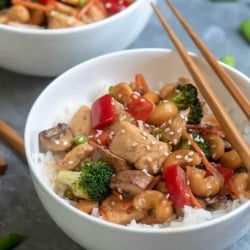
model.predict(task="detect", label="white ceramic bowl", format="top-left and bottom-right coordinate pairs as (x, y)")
top-left (0, 0), bottom-right (155, 77)
top-left (24, 48), bottom-right (250, 250)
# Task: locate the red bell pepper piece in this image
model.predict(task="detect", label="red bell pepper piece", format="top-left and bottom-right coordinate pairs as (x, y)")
top-left (39, 0), bottom-right (53, 5)
top-left (102, 0), bottom-right (131, 14)
top-left (163, 164), bottom-right (192, 209)
top-left (89, 129), bottom-right (111, 147)
top-left (126, 93), bottom-right (153, 122)
top-left (216, 166), bottom-right (234, 184)
top-left (91, 94), bottom-right (116, 129)
top-left (216, 165), bottom-right (234, 193)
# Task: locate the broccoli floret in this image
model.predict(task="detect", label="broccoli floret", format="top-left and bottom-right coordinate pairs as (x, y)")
top-left (56, 160), bottom-right (114, 201)
top-left (167, 84), bottom-right (203, 124)
top-left (177, 130), bottom-right (211, 160)
top-left (0, 0), bottom-right (11, 10)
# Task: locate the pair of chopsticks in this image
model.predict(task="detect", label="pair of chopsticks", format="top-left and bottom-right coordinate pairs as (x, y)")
top-left (151, 1), bottom-right (250, 171)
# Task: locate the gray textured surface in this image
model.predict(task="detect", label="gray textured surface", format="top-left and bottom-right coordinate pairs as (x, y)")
top-left (0, 0), bottom-right (250, 249)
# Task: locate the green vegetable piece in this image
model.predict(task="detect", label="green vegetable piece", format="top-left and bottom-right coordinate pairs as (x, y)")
top-left (0, 233), bottom-right (22, 250)
top-left (240, 19), bottom-right (250, 43)
top-left (78, 0), bottom-right (88, 7)
top-left (56, 160), bottom-right (114, 201)
top-left (220, 55), bottom-right (236, 67)
top-left (167, 83), bottom-right (203, 124)
top-left (108, 86), bottom-right (114, 95)
top-left (72, 135), bottom-right (89, 145)
top-left (0, 0), bottom-right (11, 10)
top-left (177, 130), bottom-right (211, 159)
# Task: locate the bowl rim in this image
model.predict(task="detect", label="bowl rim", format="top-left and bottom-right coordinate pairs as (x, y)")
top-left (0, 0), bottom-right (148, 35)
top-left (24, 48), bottom-right (250, 234)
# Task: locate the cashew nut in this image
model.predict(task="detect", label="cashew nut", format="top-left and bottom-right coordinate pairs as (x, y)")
top-left (231, 172), bottom-right (250, 199)
top-left (112, 82), bottom-right (133, 104)
top-left (133, 190), bottom-right (173, 223)
top-left (100, 195), bottom-right (146, 225)
top-left (189, 167), bottom-right (221, 197)
top-left (159, 83), bottom-right (177, 99)
top-left (143, 91), bottom-right (160, 105)
top-left (147, 102), bottom-right (178, 126)
top-left (219, 149), bottom-right (242, 170)
top-left (164, 149), bottom-right (201, 168)
top-left (204, 134), bottom-right (225, 160)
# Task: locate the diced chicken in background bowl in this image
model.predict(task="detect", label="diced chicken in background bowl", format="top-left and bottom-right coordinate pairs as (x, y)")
top-left (0, 0), bottom-right (156, 76)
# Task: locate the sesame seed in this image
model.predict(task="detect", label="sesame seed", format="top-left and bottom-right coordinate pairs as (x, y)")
top-left (173, 139), bottom-right (178, 145)
top-left (54, 140), bottom-right (60, 145)
top-left (164, 127), bottom-right (170, 132)
top-left (176, 155), bottom-right (183, 159)
top-left (120, 115), bottom-right (127, 121)
top-left (152, 164), bottom-right (158, 173)
top-left (177, 128), bottom-right (182, 133)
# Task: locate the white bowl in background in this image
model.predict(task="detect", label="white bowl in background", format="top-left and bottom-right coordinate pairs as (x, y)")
top-left (0, 0), bottom-right (156, 77)
top-left (24, 48), bottom-right (250, 250)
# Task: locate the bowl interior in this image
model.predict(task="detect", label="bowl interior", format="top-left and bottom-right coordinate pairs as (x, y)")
top-left (25, 48), bottom-right (250, 232)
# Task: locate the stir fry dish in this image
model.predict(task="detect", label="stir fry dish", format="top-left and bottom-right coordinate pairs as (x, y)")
top-left (38, 74), bottom-right (249, 226)
top-left (0, 0), bottom-right (133, 29)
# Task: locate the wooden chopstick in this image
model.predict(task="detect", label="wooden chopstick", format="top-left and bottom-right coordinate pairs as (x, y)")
top-left (0, 120), bottom-right (25, 158)
top-left (166, 0), bottom-right (250, 120)
top-left (151, 3), bottom-right (250, 171)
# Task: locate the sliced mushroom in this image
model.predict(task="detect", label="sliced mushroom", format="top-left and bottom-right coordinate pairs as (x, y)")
top-left (92, 144), bottom-right (132, 173)
top-left (69, 105), bottom-right (92, 137)
top-left (58, 143), bottom-right (93, 170)
top-left (110, 170), bottom-right (154, 198)
top-left (39, 123), bottom-right (73, 152)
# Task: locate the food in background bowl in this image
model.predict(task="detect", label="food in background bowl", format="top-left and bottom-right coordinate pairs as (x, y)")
top-left (0, 0), bottom-right (155, 76)
top-left (0, 0), bottom-right (134, 29)
top-left (24, 49), bottom-right (250, 250)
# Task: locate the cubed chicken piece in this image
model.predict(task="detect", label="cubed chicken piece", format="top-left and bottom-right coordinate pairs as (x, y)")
top-left (58, 143), bottom-right (93, 170)
top-left (70, 105), bottom-right (92, 137)
top-left (109, 121), bottom-right (170, 175)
